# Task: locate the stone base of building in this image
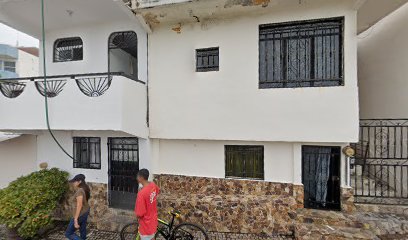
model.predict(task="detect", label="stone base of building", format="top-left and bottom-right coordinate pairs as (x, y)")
top-left (155, 174), bottom-right (304, 235)
top-left (54, 182), bottom-right (109, 223)
top-left (340, 187), bottom-right (356, 213)
top-left (53, 176), bottom-right (358, 236)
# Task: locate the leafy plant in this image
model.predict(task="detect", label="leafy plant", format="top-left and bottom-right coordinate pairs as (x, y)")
top-left (0, 168), bottom-right (69, 239)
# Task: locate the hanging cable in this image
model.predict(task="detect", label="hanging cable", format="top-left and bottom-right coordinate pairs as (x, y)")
top-left (41, 0), bottom-right (74, 160)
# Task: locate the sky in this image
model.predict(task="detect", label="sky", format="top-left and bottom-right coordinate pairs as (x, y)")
top-left (0, 23), bottom-right (39, 47)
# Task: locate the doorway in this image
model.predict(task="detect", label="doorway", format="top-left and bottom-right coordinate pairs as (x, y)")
top-left (108, 137), bottom-right (139, 210)
top-left (302, 146), bottom-right (341, 210)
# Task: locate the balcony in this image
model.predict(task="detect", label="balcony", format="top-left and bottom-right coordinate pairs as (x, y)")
top-left (0, 72), bottom-right (148, 138)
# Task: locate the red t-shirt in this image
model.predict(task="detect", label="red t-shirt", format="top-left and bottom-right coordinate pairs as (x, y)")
top-left (134, 182), bottom-right (160, 235)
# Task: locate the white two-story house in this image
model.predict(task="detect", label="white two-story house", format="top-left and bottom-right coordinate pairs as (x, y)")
top-left (0, 0), bottom-right (407, 237)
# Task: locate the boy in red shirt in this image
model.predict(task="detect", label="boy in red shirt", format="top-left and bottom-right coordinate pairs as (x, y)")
top-left (135, 169), bottom-right (160, 240)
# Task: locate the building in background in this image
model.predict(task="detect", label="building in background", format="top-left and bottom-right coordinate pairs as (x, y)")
top-left (0, 44), bottom-right (18, 78)
top-left (0, 44), bottom-right (39, 78)
top-left (17, 47), bottom-right (39, 77)
top-left (0, 44), bottom-right (39, 188)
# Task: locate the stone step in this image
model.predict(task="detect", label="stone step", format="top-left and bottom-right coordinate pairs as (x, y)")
top-left (296, 209), bottom-right (364, 229)
top-left (356, 212), bottom-right (408, 236)
top-left (96, 208), bottom-right (137, 232)
top-left (294, 223), bottom-right (378, 240)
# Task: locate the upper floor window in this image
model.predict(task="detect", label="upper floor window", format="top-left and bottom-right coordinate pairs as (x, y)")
top-left (108, 31), bottom-right (138, 80)
top-left (225, 145), bottom-right (264, 180)
top-left (196, 47), bottom-right (219, 72)
top-left (259, 17), bottom-right (344, 88)
top-left (54, 37), bottom-right (83, 62)
top-left (73, 137), bottom-right (101, 169)
top-left (3, 61), bottom-right (16, 72)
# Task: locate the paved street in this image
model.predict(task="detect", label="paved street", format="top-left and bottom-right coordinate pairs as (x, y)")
top-left (1, 224), bottom-right (292, 240)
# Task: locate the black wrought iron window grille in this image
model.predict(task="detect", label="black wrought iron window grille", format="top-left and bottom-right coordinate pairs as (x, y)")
top-left (73, 137), bottom-right (101, 169)
top-left (108, 31), bottom-right (138, 80)
top-left (54, 37), bottom-right (83, 62)
top-left (109, 31), bottom-right (138, 58)
top-left (75, 75), bottom-right (112, 97)
top-left (259, 17), bottom-right (344, 88)
top-left (225, 145), bottom-right (264, 180)
top-left (35, 79), bottom-right (67, 98)
top-left (0, 82), bottom-right (26, 98)
top-left (196, 47), bottom-right (219, 72)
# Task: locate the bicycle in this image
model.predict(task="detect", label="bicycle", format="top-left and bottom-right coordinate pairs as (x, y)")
top-left (120, 209), bottom-right (209, 240)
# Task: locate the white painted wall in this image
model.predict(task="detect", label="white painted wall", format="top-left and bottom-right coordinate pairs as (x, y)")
top-left (152, 139), bottom-right (348, 185)
top-left (17, 50), bottom-right (39, 77)
top-left (358, 3), bottom-right (408, 119)
top-left (0, 75), bottom-right (148, 138)
top-left (40, 20), bottom-right (147, 83)
top-left (149, 3), bottom-right (359, 143)
top-left (0, 135), bottom-right (37, 188)
top-left (0, 19), bottom-right (148, 136)
top-left (36, 130), bottom-right (150, 184)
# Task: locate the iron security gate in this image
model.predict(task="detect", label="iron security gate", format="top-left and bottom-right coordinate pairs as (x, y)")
top-left (302, 146), bottom-right (341, 210)
top-left (108, 137), bottom-right (139, 210)
top-left (351, 119), bottom-right (408, 205)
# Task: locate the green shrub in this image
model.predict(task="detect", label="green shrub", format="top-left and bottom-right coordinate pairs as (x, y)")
top-left (0, 168), bottom-right (69, 239)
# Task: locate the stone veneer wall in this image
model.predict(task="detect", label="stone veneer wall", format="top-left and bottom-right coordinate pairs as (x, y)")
top-left (154, 174), bottom-right (304, 236)
top-left (54, 182), bottom-right (109, 223)
top-left (340, 187), bottom-right (356, 213)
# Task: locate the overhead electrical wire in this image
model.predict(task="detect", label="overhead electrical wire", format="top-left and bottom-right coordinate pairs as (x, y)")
top-left (41, 0), bottom-right (75, 160)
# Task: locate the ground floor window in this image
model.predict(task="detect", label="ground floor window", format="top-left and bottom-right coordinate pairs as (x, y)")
top-left (225, 145), bottom-right (264, 180)
top-left (302, 145), bottom-right (341, 210)
top-left (73, 137), bottom-right (101, 169)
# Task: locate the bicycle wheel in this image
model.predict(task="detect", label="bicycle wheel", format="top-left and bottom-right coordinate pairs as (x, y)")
top-left (120, 222), bottom-right (139, 240)
top-left (171, 223), bottom-right (209, 240)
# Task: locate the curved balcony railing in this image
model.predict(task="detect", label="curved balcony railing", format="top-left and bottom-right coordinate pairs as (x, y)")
top-left (0, 72), bottom-right (148, 137)
top-left (0, 81), bottom-right (26, 98)
top-left (76, 76), bottom-right (112, 97)
top-left (0, 72), bottom-right (144, 99)
top-left (35, 79), bottom-right (67, 98)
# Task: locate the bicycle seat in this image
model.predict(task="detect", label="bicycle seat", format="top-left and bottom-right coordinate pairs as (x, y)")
top-left (168, 209), bottom-right (181, 218)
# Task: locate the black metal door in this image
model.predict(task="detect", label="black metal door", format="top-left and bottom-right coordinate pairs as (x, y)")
top-left (302, 146), bottom-right (341, 210)
top-left (108, 137), bottom-right (139, 210)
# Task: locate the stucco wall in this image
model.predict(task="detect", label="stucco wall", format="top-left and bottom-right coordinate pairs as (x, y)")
top-left (17, 49), bottom-right (39, 77)
top-left (152, 139), bottom-right (348, 185)
top-left (36, 130), bottom-right (150, 184)
top-left (148, 4), bottom-right (359, 143)
top-left (0, 135), bottom-right (37, 188)
top-left (40, 20), bottom-right (147, 83)
top-left (358, 3), bottom-right (408, 119)
top-left (0, 76), bottom-right (148, 138)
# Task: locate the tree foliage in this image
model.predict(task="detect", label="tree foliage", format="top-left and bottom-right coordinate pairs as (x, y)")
top-left (0, 168), bottom-right (68, 238)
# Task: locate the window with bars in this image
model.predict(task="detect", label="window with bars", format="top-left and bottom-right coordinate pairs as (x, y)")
top-left (73, 137), bottom-right (101, 169)
top-left (54, 37), bottom-right (83, 62)
top-left (259, 17), bottom-right (344, 88)
top-left (225, 145), bottom-right (264, 180)
top-left (196, 47), bottom-right (219, 72)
